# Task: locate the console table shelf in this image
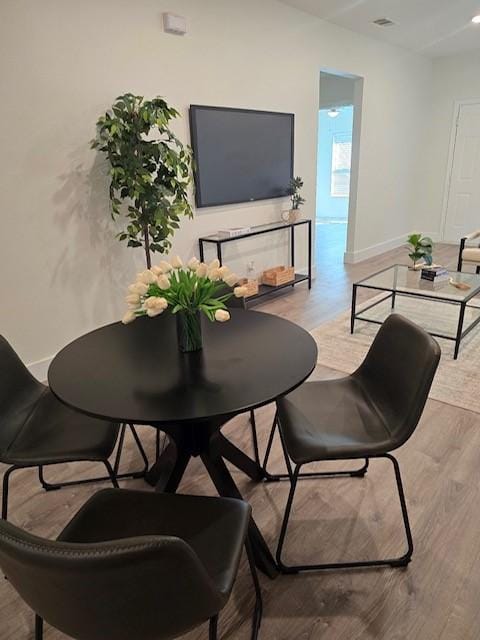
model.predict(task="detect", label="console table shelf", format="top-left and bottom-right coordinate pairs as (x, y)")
top-left (199, 219), bottom-right (312, 306)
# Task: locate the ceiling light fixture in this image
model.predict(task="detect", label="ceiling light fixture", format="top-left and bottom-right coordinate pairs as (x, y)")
top-left (472, 15), bottom-right (480, 23)
top-left (327, 108), bottom-right (340, 118)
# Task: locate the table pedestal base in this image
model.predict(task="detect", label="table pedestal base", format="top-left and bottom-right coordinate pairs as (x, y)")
top-left (145, 420), bottom-right (277, 579)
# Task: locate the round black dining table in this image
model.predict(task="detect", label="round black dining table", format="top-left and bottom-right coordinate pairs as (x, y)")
top-left (48, 309), bottom-right (318, 577)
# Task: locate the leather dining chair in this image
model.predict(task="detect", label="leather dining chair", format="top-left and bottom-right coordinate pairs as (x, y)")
top-left (264, 314), bottom-right (440, 573)
top-left (0, 335), bottom-right (148, 521)
top-left (0, 489), bottom-right (262, 640)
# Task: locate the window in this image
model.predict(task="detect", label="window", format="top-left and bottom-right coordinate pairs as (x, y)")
top-left (331, 133), bottom-right (352, 197)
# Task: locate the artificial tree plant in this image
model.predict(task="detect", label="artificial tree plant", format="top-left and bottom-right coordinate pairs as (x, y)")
top-left (92, 94), bottom-right (193, 268)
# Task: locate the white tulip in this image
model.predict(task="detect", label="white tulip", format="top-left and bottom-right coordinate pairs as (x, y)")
top-left (234, 286), bottom-right (249, 298)
top-left (196, 263), bottom-right (208, 278)
top-left (122, 310), bottom-right (137, 324)
top-left (128, 284), bottom-right (139, 293)
top-left (132, 282), bottom-right (148, 296)
top-left (147, 307), bottom-right (163, 317)
top-left (224, 273), bottom-right (239, 287)
top-left (208, 267), bottom-right (221, 281)
top-left (151, 265), bottom-right (163, 275)
top-left (214, 309), bottom-right (230, 322)
top-left (144, 296), bottom-right (168, 311)
top-left (157, 274), bottom-right (170, 290)
top-left (138, 269), bottom-right (157, 285)
top-left (125, 293), bottom-right (141, 305)
top-left (188, 257), bottom-right (200, 270)
top-left (171, 255), bottom-right (183, 269)
top-left (209, 258), bottom-right (220, 270)
top-left (218, 266), bottom-right (231, 279)
top-left (158, 260), bottom-right (172, 273)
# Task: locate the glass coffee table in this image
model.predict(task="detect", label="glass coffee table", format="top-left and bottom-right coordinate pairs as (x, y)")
top-left (351, 264), bottom-right (480, 359)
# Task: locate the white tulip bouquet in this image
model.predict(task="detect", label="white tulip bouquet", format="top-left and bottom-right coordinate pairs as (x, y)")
top-left (122, 256), bottom-right (248, 351)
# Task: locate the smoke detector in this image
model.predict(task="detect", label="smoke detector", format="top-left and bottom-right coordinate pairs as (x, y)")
top-left (163, 12), bottom-right (187, 36)
top-left (373, 18), bottom-right (396, 27)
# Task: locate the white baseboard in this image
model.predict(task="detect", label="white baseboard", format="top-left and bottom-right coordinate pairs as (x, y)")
top-left (344, 231), bottom-right (441, 265)
top-left (28, 355), bottom-right (54, 383)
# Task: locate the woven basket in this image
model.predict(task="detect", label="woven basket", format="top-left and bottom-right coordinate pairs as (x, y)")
top-left (237, 278), bottom-right (259, 297)
top-left (262, 266), bottom-right (295, 287)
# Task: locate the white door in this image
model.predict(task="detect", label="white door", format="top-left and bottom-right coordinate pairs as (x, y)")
top-left (444, 103), bottom-right (480, 241)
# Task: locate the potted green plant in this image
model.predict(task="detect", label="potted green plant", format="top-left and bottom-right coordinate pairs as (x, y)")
top-left (92, 94), bottom-right (193, 268)
top-left (122, 257), bottom-right (247, 352)
top-left (283, 176), bottom-right (305, 223)
top-left (406, 233), bottom-right (434, 270)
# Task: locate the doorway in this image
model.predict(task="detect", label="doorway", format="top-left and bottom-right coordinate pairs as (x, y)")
top-left (443, 101), bottom-right (480, 242)
top-left (317, 71), bottom-right (362, 266)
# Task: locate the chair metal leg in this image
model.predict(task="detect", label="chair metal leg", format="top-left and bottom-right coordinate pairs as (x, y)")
top-left (276, 454), bottom-right (413, 574)
top-left (38, 465), bottom-right (61, 492)
top-left (209, 615), bottom-right (218, 640)
top-left (245, 538), bottom-right (263, 639)
top-left (104, 461), bottom-right (119, 488)
top-left (38, 424), bottom-right (149, 493)
top-left (249, 410), bottom-right (260, 467)
top-left (2, 465), bottom-right (20, 521)
top-left (4, 459), bottom-right (120, 523)
top-left (35, 615), bottom-right (43, 640)
top-left (385, 453), bottom-right (414, 567)
top-left (263, 412), bottom-right (369, 482)
top-left (276, 465), bottom-right (300, 573)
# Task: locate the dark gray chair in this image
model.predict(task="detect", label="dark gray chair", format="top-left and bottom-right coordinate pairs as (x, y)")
top-left (0, 335), bottom-right (148, 520)
top-left (264, 314), bottom-right (440, 573)
top-left (0, 489), bottom-right (262, 640)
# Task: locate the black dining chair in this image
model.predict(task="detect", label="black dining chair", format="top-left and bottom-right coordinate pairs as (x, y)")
top-left (0, 335), bottom-right (149, 521)
top-left (264, 314), bottom-right (440, 573)
top-left (0, 488), bottom-right (262, 640)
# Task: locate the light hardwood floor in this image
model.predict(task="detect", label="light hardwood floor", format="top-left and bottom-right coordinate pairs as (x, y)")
top-left (2, 238), bottom-right (479, 640)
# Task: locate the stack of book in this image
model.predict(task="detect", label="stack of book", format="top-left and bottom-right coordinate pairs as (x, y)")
top-left (420, 265), bottom-right (449, 282)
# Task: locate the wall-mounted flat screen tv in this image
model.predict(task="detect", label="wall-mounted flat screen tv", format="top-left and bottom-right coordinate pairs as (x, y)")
top-left (189, 105), bottom-right (294, 208)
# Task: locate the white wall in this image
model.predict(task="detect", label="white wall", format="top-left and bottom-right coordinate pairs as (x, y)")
top-left (420, 51), bottom-right (480, 239)
top-left (0, 0), bottom-right (432, 373)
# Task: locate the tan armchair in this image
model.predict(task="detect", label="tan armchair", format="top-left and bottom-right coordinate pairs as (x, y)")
top-left (458, 230), bottom-right (480, 273)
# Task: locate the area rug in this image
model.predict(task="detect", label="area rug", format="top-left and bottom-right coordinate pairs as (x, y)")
top-left (310, 294), bottom-right (480, 415)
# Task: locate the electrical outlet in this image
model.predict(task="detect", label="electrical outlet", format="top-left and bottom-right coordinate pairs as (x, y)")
top-left (247, 261), bottom-right (255, 273)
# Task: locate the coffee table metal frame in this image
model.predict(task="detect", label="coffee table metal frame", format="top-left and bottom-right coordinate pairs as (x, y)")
top-left (351, 264), bottom-right (480, 359)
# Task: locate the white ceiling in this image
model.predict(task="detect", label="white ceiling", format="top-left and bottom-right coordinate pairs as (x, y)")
top-left (279, 0), bottom-right (480, 57)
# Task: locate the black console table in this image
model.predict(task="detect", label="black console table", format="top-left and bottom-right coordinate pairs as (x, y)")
top-left (198, 219), bottom-right (312, 304)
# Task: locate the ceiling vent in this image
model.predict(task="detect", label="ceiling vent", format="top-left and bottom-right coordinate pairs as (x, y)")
top-left (373, 18), bottom-right (395, 27)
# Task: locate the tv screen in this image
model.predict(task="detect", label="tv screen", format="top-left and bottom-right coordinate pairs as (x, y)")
top-left (189, 105), bottom-right (294, 208)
